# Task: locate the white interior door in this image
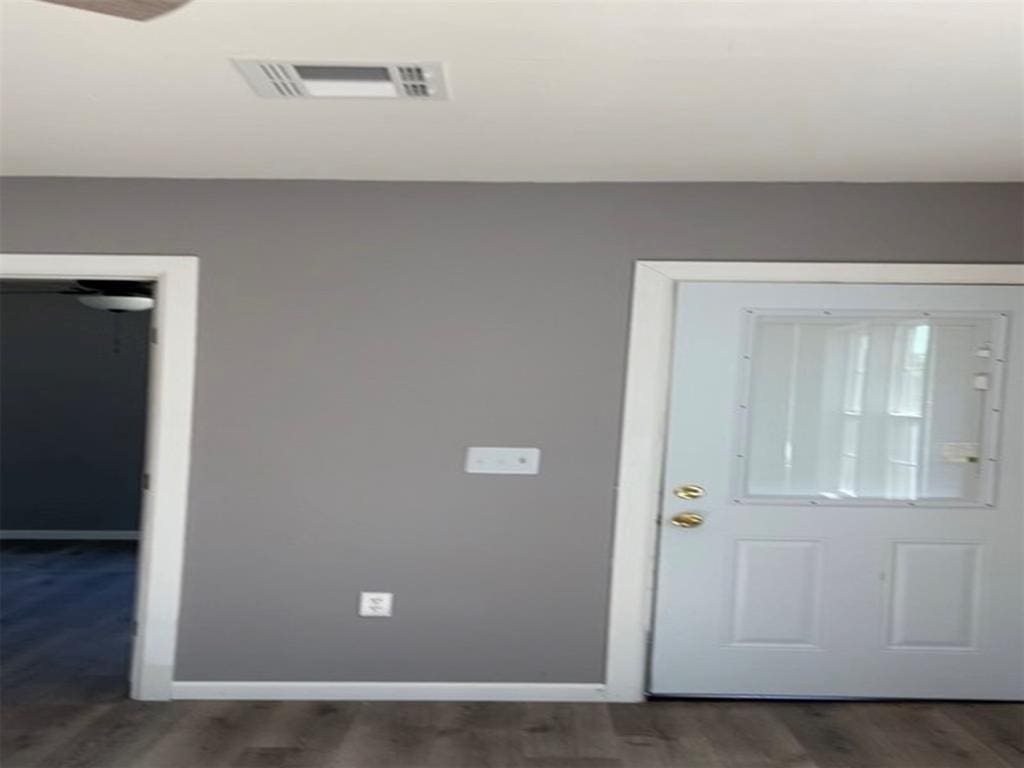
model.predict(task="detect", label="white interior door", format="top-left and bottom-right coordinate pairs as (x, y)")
top-left (649, 281), bottom-right (1023, 699)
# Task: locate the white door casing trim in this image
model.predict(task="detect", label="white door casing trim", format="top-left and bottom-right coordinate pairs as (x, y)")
top-left (605, 261), bottom-right (1024, 703)
top-left (0, 253), bottom-right (199, 701)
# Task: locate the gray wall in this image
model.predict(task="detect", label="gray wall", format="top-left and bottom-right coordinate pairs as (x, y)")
top-left (1, 286), bottom-right (149, 533)
top-left (1, 179), bottom-right (1020, 683)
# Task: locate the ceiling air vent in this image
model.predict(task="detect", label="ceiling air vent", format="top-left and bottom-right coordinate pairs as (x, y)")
top-left (233, 60), bottom-right (448, 100)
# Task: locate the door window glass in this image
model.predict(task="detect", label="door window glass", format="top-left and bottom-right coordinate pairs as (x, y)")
top-left (738, 311), bottom-right (1005, 505)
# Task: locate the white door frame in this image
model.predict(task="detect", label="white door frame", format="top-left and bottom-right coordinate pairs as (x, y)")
top-left (604, 261), bottom-right (1024, 703)
top-left (0, 253), bottom-right (199, 700)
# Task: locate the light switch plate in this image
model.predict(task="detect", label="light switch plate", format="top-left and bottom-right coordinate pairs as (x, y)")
top-left (465, 446), bottom-right (541, 475)
top-left (359, 592), bottom-right (393, 617)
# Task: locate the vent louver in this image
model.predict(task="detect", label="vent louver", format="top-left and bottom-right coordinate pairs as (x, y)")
top-left (233, 60), bottom-right (448, 100)
top-left (257, 63), bottom-right (303, 98)
top-left (397, 65), bottom-right (433, 98)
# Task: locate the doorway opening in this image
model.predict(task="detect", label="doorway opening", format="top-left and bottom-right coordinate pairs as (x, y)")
top-left (0, 254), bottom-right (198, 700)
top-left (1, 277), bottom-right (154, 703)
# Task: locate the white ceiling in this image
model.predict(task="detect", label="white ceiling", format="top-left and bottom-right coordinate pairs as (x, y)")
top-left (1, 1), bottom-right (1021, 181)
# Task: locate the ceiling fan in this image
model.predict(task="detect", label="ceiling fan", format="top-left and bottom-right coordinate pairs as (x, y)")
top-left (1, 280), bottom-right (155, 312)
top-left (36, 0), bottom-right (191, 22)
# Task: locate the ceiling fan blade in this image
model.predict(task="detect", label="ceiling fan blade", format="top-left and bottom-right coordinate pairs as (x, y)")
top-left (36, 0), bottom-right (191, 21)
top-left (0, 290), bottom-right (74, 295)
top-left (0, 279), bottom-right (81, 295)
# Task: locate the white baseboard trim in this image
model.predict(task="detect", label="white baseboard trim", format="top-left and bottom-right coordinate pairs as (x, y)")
top-left (0, 529), bottom-right (140, 541)
top-left (171, 681), bottom-right (607, 702)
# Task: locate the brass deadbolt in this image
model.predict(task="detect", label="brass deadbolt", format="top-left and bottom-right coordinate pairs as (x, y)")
top-left (673, 484), bottom-right (705, 500)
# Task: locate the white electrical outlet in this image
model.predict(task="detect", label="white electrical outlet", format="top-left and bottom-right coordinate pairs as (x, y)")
top-left (359, 592), bottom-right (393, 617)
top-left (465, 446), bottom-right (541, 475)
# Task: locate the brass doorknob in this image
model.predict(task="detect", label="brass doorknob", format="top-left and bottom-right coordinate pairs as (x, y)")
top-left (673, 484), bottom-right (705, 500)
top-left (671, 512), bottom-right (705, 528)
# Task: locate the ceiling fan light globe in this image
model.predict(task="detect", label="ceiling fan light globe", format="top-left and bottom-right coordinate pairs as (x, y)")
top-left (77, 295), bottom-right (154, 312)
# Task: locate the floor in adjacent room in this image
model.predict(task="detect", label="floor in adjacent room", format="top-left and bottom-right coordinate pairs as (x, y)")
top-left (1, 542), bottom-right (1021, 768)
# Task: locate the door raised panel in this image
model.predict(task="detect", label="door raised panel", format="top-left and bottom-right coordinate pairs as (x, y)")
top-left (887, 542), bottom-right (982, 650)
top-left (729, 540), bottom-right (823, 648)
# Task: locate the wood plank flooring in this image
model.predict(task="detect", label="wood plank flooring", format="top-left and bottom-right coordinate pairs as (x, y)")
top-left (2, 542), bottom-right (1021, 768)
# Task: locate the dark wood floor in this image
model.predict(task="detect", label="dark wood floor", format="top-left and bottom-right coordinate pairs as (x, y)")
top-left (2, 543), bottom-right (1021, 768)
